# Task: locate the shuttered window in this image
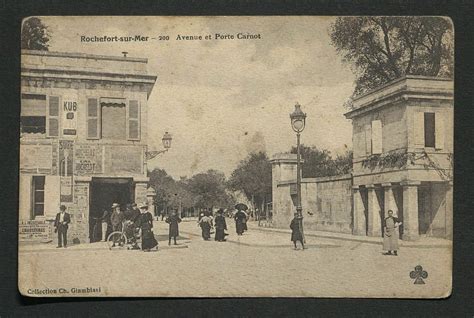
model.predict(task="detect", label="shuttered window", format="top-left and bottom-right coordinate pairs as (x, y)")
top-left (424, 113), bottom-right (435, 148)
top-left (87, 98), bottom-right (100, 139)
top-left (414, 111), bottom-right (444, 149)
top-left (21, 94), bottom-right (47, 134)
top-left (127, 100), bottom-right (140, 140)
top-left (32, 176), bottom-right (45, 218)
top-left (47, 96), bottom-right (60, 137)
top-left (371, 120), bottom-right (383, 154)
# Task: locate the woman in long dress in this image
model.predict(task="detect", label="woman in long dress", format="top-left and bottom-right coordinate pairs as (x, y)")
top-left (234, 209), bottom-right (247, 235)
top-left (214, 209), bottom-right (227, 242)
top-left (383, 210), bottom-right (402, 256)
top-left (166, 210), bottom-right (181, 245)
top-left (198, 213), bottom-right (212, 240)
top-left (137, 203), bottom-right (158, 252)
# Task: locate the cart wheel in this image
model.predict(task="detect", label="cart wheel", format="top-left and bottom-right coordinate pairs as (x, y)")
top-left (107, 231), bottom-right (127, 250)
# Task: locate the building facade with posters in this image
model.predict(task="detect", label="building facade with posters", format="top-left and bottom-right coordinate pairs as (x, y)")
top-left (19, 50), bottom-right (157, 243)
top-left (271, 76), bottom-right (453, 241)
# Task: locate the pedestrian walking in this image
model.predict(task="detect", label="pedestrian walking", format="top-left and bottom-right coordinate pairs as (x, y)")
top-left (137, 203), bottom-right (158, 251)
top-left (198, 212), bottom-right (212, 240)
top-left (383, 210), bottom-right (402, 256)
top-left (166, 210), bottom-right (181, 245)
top-left (290, 213), bottom-right (305, 250)
top-left (234, 208), bottom-right (247, 236)
top-left (214, 209), bottom-right (228, 242)
top-left (54, 205), bottom-right (71, 248)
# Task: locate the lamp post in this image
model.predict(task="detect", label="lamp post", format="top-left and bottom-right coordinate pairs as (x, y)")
top-left (146, 132), bottom-right (172, 220)
top-left (290, 103), bottom-right (307, 243)
top-left (146, 132), bottom-right (172, 160)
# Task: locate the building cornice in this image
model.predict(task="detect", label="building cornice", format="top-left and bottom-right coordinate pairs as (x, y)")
top-left (344, 76), bottom-right (453, 119)
top-left (22, 49), bottom-right (148, 63)
top-left (21, 68), bottom-right (157, 85)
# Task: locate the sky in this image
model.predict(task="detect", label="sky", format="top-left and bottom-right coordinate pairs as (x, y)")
top-left (41, 16), bottom-right (355, 179)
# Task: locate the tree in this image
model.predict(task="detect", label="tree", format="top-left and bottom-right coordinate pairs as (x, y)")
top-left (227, 152), bottom-right (272, 219)
top-left (21, 17), bottom-right (50, 50)
top-left (330, 17), bottom-right (453, 98)
top-left (186, 170), bottom-right (234, 210)
top-left (148, 168), bottom-right (179, 212)
top-left (290, 145), bottom-right (352, 178)
top-left (333, 150), bottom-right (353, 175)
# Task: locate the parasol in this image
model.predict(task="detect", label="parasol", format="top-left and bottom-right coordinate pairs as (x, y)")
top-left (235, 203), bottom-right (248, 211)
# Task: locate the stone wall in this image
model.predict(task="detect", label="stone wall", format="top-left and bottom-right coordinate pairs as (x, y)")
top-left (273, 174), bottom-right (353, 234)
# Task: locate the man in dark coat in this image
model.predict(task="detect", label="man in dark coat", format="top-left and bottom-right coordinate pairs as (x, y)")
top-left (54, 205), bottom-right (71, 248)
top-left (165, 210), bottom-right (181, 245)
top-left (290, 213), bottom-right (305, 250)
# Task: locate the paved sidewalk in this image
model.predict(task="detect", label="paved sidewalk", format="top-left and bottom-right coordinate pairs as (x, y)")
top-left (247, 221), bottom-right (451, 248)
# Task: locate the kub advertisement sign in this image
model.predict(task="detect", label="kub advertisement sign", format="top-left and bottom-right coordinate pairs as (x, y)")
top-left (62, 96), bottom-right (78, 136)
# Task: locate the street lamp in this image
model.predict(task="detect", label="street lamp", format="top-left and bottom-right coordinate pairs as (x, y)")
top-left (146, 132), bottom-right (172, 160)
top-left (290, 103), bottom-right (306, 243)
top-left (162, 131), bottom-right (172, 149)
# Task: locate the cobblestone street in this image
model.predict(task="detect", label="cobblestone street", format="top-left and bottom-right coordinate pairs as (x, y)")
top-left (19, 218), bottom-right (451, 298)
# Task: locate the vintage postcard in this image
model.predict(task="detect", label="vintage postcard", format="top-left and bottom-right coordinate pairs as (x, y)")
top-left (18, 16), bottom-right (453, 298)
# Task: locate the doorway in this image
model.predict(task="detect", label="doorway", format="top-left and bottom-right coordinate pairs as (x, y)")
top-left (89, 178), bottom-right (134, 242)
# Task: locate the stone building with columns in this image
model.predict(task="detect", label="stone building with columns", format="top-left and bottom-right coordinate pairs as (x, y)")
top-left (271, 76), bottom-right (453, 241)
top-left (345, 76), bottom-right (453, 241)
top-left (19, 50), bottom-right (157, 243)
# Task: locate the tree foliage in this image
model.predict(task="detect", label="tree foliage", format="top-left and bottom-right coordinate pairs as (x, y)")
top-left (186, 169), bottom-right (234, 209)
top-left (227, 152), bottom-right (272, 211)
top-left (148, 168), bottom-right (188, 210)
top-left (330, 17), bottom-right (453, 97)
top-left (149, 168), bottom-right (233, 211)
top-left (291, 145), bottom-right (352, 178)
top-left (21, 17), bottom-right (50, 51)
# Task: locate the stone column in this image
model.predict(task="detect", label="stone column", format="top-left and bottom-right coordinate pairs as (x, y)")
top-left (367, 184), bottom-right (382, 237)
top-left (401, 180), bottom-right (421, 241)
top-left (352, 186), bottom-right (366, 236)
top-left (134, 182), bottom-right (148, 205)
top-left (382, 183), bottom-right (397, 218)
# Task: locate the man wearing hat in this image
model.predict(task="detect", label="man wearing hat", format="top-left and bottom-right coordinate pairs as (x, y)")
top-left (110, 203), bottom-right (124, 233)
top-left (54, 205), bottom-right (71, 248)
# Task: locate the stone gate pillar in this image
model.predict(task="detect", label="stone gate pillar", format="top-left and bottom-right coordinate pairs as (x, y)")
top-left (382, 182), bottom-right (397, 218)
top-left (352, 186), bottom-right (366, 236)
top-left (134, 179), bottom-right (148, 205)
top-left (367, 184), bottom-right (382, 237)
top-left (401, 180), bottom-right (420, 241)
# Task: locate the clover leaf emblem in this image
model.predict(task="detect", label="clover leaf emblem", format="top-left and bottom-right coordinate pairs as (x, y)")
top-left (410, 265), bottom-right (428, 284)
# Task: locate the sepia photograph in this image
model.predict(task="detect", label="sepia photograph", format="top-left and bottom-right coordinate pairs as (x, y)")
top-left (18, 16), bottom-right (453, 298)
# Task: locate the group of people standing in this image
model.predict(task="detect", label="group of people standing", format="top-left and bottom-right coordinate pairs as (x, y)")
top-left (197, 206), bottom-right (250, 242)
top-left (197, 208), bottom-right (229, 242)
top-left (100, 202), bottom-right (158, 251)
